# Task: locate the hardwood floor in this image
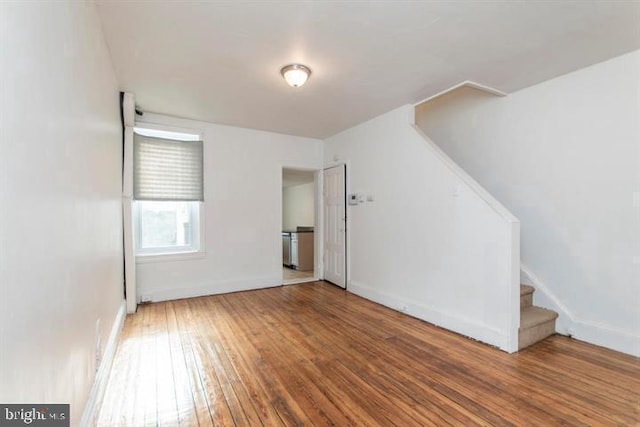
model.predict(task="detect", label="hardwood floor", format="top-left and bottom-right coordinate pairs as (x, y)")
top-left (97, 282), bottom-right (640, 426)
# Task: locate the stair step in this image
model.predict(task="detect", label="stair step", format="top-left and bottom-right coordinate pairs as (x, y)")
top-left (519, 306), bottom-right (558, 350)
top-left (520, 284), bottom-right (534, 308)
top-left (520, 284), bottom-right (534, 296)
top-left (520, 306), bottom-right (558, 328)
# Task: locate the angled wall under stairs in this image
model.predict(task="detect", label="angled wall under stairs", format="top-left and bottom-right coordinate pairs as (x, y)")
top-left (412, 55), bottom-right (640, 357)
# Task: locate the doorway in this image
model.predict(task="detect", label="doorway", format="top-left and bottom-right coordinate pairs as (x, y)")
top-left (281, 168), bottom-right (318, 285)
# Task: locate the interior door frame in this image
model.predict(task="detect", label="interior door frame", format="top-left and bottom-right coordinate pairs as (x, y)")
top-left (280, 165), bottom-right (322, 285)
top-left (321, 161), bottom-right (349, 289)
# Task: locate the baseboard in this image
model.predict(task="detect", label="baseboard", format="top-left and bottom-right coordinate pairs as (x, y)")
top-left (80, 301), bottom-right (127, 427)
top-left (566, 318), bottom-right (640, 357)
top-left (348, 280), bottom-right (510, 352)
top-left (140, 276), bottom-right (282, 302)
top-left (521, 264), bottom-right (640, 357)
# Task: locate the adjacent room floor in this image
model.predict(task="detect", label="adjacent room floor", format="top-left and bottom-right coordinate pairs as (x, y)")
top-left (97, 282), bottom-right (639, 426)
top-left (282, 266), bottom-right (313, 282)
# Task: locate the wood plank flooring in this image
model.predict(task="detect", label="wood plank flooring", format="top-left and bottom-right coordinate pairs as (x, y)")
top-left (97, 282), bottom-right (640, 426)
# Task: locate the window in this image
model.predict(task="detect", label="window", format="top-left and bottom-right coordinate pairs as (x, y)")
top-left (135, 200), bottom-right (200, 256)
top-left (133, 126), bottom-right (204, 259)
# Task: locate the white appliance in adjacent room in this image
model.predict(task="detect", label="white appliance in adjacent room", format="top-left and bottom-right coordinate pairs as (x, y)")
top-left (282, 231), bottom-right (292, 267)
top-left (282, 227), bottom-right (314, 271)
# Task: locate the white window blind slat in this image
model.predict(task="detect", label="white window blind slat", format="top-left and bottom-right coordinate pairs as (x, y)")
top-left (133, 133), bottom-right (204, 201)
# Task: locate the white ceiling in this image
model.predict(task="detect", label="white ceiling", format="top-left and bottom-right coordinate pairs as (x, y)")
top-left (96, 1), bottom-right (640, 139)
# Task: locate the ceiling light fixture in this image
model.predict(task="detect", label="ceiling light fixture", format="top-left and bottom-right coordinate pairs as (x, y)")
top-left (281, 64), bottom-right (312, 88)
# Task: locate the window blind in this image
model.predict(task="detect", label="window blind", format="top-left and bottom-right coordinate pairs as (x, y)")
top-left (133, 133), bottom-right (204, 201)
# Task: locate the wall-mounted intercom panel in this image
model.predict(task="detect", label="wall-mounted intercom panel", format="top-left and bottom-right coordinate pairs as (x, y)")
top-left (348, 193), bottom-right (371, 205)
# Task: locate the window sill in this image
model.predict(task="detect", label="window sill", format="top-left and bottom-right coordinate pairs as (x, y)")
top-left (135, 250), bottom-right (206, 264)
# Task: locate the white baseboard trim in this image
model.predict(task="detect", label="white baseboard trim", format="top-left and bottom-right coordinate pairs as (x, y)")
top-left (140, 277), bottom-right (282, 303)
top-left (520, 264), bottom-right (639, 357)
top-left (80, 301), bottom-right (127, 427)
top-left (348, 280), bottom-right (510, 352)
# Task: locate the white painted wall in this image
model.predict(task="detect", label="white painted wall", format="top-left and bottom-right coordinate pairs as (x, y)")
top-left (135, 113), bottom-right (322, 301)
top-left (324, 105), bottom-right (520, 352)
top-left (415, 50), bottom-right (640, 356)
top-left (0, 2), bottom-right (124, 424)
top-left (282, 183), bottom-right (315, 230)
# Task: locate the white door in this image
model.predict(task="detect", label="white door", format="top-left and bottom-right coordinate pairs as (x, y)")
top-left (323, 165), bottom-right (346, 288)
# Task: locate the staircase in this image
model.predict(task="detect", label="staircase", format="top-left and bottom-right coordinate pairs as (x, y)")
top-left (519, 284), bottom-right (558, 350)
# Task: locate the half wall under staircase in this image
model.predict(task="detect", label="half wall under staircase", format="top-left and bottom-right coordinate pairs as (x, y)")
top-left (412, 83), bottom-right (560, 351)
top-left (411, 123), bottom-right (559, 351)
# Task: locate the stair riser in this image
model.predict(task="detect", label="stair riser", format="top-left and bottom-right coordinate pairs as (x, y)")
top-left (520, 293), bottom-right (533, 308)
top-left (519, 319), bottom-right (556, 350)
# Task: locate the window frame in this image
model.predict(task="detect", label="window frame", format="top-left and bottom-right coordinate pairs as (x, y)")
top-left (133, 123), bottom-right (206, 263)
